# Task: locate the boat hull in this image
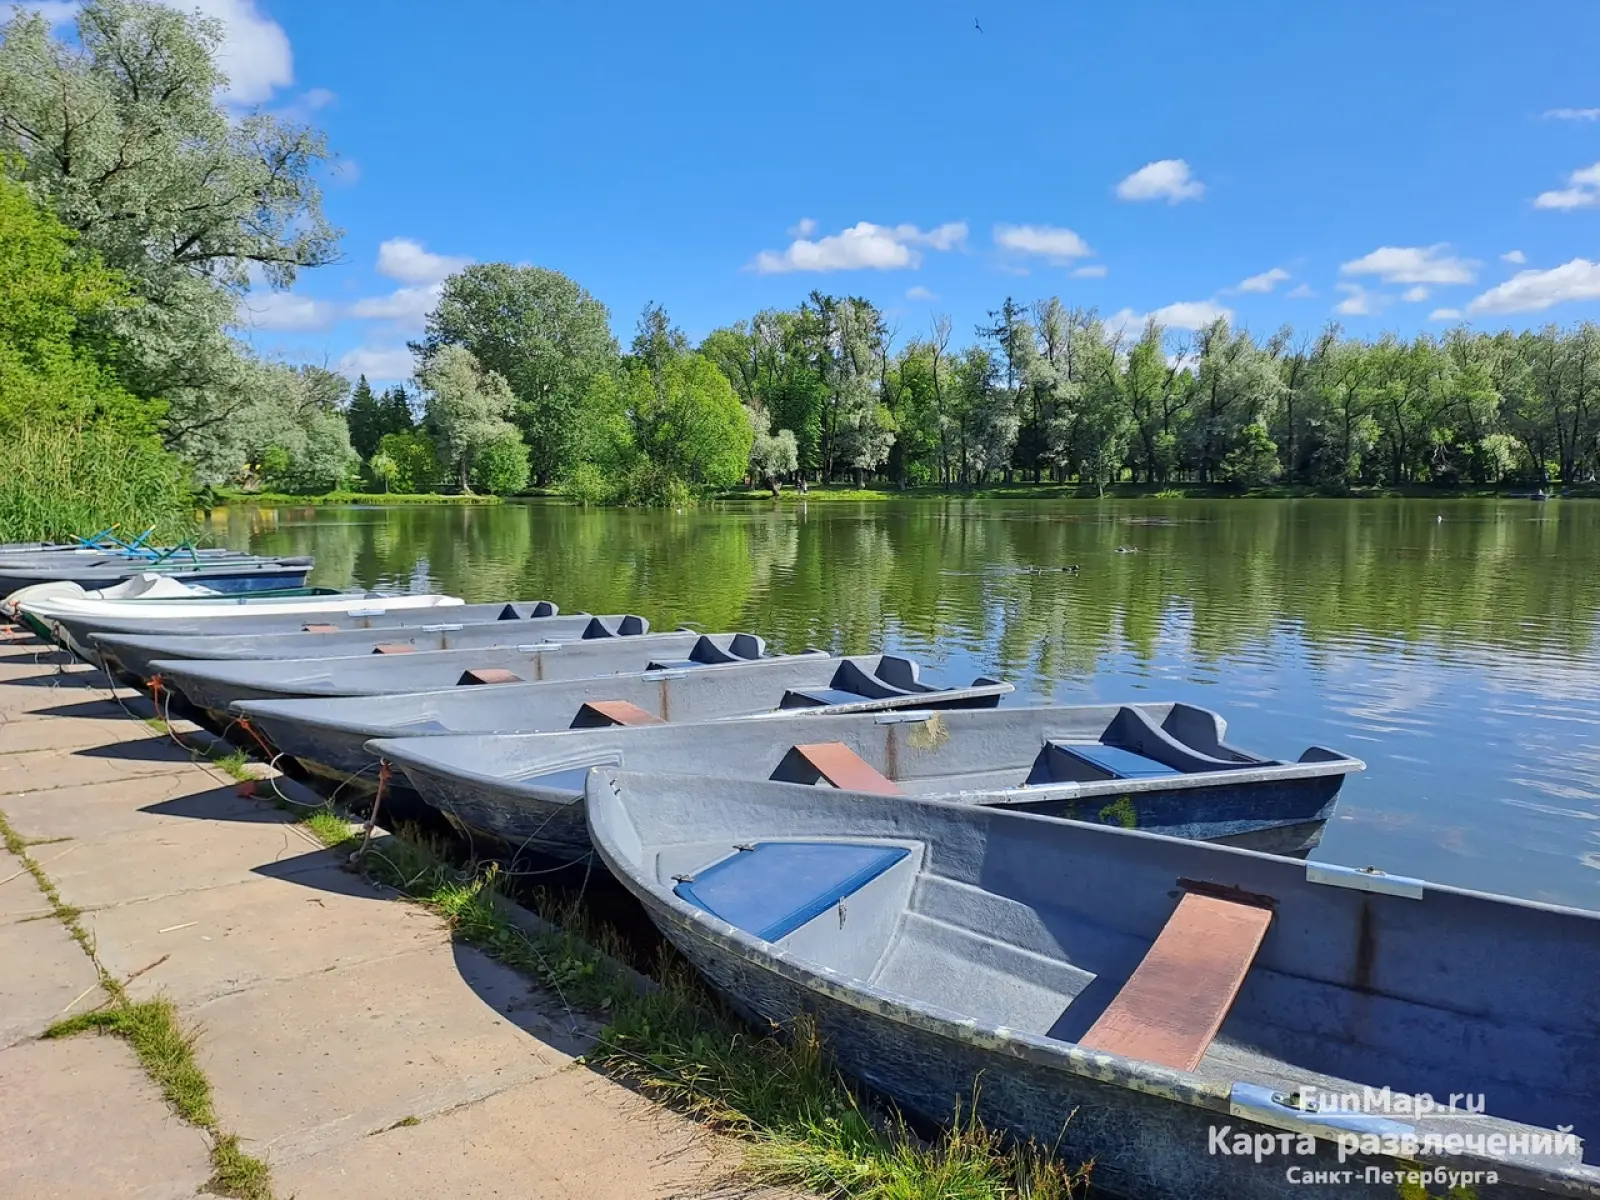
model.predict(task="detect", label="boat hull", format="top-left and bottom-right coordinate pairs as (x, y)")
top-left (389, 755), bottom-right (1342, 863)
top-left (650, 901), bottom-right (1580, 1200)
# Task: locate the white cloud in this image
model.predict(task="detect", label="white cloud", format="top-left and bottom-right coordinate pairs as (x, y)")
top-left (993, 224), bottom-right (1092, 260)
top-left (236, 290), bottom-right (341, 332)
top-left (1501, 249), bottom-right (1527, 264)
top-left (1333, 282), bottom-right (1389, 316)
top-left (1286, 282), bottom-right (1315, 299)
top-left (1236, 267), bottom-right (1290, 294)
top-left (168, 0), bottom-right (294, 105)
top-left (1533, 187), bottom-right (1597, 210)
top-left (301, 86), bottom-right (336, 111)
top-left (789, 217), bottom-right (818, 238)
top-left (905, 285), bottom-right (938, 301)
top-left (1115, 159), bottom-right (1205, 204)
top-left (1543, 108), bottom-right (1600, 121)
top-left (1071, 264), bottom-right (1108, 279)
top-left (375, 237), bottom-right (471, 285)
top-left (1465, 258), bottom-right (1600, 315)
top-left (25, 0), bottom-right (293, 107)
top-left (350, 284), bottom-right (442, 332)
top-left (750, 220), bottom-right (967, 274)
top-left (1402, 285), bottom-right (1430, 302)
top-left (1429, 308), bottom-right (1463, 321)
top-left (336, 345), bottom-right (415, 383)
top-left (1340, 244), bottom-right (1477, 285)
top-left (1108, 299), bottom-right (1233, 334)
top-left (1534, 162), bottom-right (1600, 209)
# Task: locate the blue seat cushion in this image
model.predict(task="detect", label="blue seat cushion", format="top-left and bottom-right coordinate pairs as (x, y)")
top-left (675, 842), bottom-right (909, 942)
top-left (1053, 742), bottom-right (1181, 780)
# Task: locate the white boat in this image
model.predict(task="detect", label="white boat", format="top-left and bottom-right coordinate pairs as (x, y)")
top-left (19, 588), bottom-right (464, 661)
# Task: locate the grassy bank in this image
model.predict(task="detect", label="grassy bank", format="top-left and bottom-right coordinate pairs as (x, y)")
top-left (712, 481), bottom-right (1600, 504)
top-left (205, 489), bottom-right (503, 507)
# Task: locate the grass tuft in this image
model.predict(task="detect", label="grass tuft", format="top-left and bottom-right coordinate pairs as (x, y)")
top-left (299, 807), bottom-right (356, 850)
top-left (206, 1133), bottom-right (274, 1200)
top-left (209, 749), bottom-right (256, 782)
top-left (45, 1000), bottom-right (215, 1127)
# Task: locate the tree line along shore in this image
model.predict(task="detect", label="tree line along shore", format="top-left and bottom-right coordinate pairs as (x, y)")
top-left (2, 1), bottom-right (1597, 549)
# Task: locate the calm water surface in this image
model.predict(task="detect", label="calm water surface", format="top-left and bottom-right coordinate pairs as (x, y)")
top-left (205, 497), bottom-right (1600, 910)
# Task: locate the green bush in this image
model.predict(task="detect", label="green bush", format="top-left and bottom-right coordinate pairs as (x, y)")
top-left (470, 432), bottom-right (531, 496)
top-left (0, 424), bottom-right (194, 543)
top-left (376, 430), bottom-right (440, 493)
top-left (560, 461), bottom-right (617, 506)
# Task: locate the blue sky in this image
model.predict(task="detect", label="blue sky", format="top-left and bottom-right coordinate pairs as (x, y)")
top-left (52, 0), bottom-right (1600, 382)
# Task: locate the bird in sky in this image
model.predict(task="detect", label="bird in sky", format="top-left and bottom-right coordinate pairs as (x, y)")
top-left (974, 17), bottom-right (983, 32)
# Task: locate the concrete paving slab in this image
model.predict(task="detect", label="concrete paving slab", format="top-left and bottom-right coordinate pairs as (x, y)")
top-left (0, 1035), bottom-right (212, 1199)
top-left (0, 773), bottom-right (271, 843)
top-left (275, 1066), bottom-right (747, 1200)
top-left (0, 710), bottom-right (163, 753)
top-left (0, 678), bottom-right (129, 721)
top-left (0, 740), bottom-right (201, 796)
top-left (197, 941), bottom-right (590, 1166)
top-left (35, 802), bottom-right (333, 910)
top-left (0, 847), bottom-right (55, 922)
top-left (91, 867), bottom-right (447, 1007)
top-left (0, 905), bottom-right (101, 1047)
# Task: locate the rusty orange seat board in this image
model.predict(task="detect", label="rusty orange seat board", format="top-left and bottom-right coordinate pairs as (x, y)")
top-left (372, 643), bottom-right (416, 655)
top-left (793, 742), bottom-right (902, 795)
top-left (457, 668), bottom-right (522, 685)
top-left (302, 623), bottom-right (338, 633)
top-left (574, 700), bottom-right (666, 727)
top-left (1078, 891), bottom-right (1273, 1072)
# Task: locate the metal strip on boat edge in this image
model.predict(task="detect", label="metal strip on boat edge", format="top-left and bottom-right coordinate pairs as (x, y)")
top-left (872, 711), bottom-right (936, 724)
top-left (1229, 1082), bottom-right (1416, 1139)
top-left (1305, 862), bottom-right (1425, 899)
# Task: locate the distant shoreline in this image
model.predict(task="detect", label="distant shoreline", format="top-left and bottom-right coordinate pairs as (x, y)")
top-left (709, 482), bottom-right (1599, 504)
top-left (202, 490), bottom-right (503, 508)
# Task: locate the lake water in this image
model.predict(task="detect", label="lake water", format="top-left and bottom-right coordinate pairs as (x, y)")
top-left (204, 497), bottom-right (1600, 910)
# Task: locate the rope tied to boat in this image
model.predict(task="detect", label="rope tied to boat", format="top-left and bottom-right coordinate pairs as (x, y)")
top-left (236, 717), bottom-right (277, 762)
top-left (355, 760), bottom-right (390, 863)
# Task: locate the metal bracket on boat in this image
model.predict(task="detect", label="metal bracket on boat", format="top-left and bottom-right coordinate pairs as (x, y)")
top-left (873, 711), bottom-right (935, 725)
top-left (1229, 1083), bottom-right (1416, 1139)
top-left (419, 623), bottom-right (465, 632)
top-left (1306, 863), bottom-right (1425, 899)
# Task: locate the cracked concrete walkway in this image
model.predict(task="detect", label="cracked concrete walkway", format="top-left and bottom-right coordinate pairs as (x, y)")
top-left (0, 637), bottom-right (767, 1199)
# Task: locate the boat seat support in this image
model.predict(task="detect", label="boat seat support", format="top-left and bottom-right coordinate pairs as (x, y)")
top-left (791, 742), bottom-right (902, 795)
top-left (571, 700), bottom-right (666, 727)
top-left (457, 668), bottom-right (522, 685)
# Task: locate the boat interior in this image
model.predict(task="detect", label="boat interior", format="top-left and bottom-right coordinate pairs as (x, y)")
top-left (600, 773), bottom-right (1599, 1151)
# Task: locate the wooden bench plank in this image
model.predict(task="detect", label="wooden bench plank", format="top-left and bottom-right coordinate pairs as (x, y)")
top-left (372, 643), bottom-right (415, 655)
top-left (1078, 891), bottom-right (1273, 1072)
top-left (457, 668), bottom-right (522, 685)
top-left (573, 700), bottom-right (666, 727)
top-left (793, 742), bottom-right (902, 795)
